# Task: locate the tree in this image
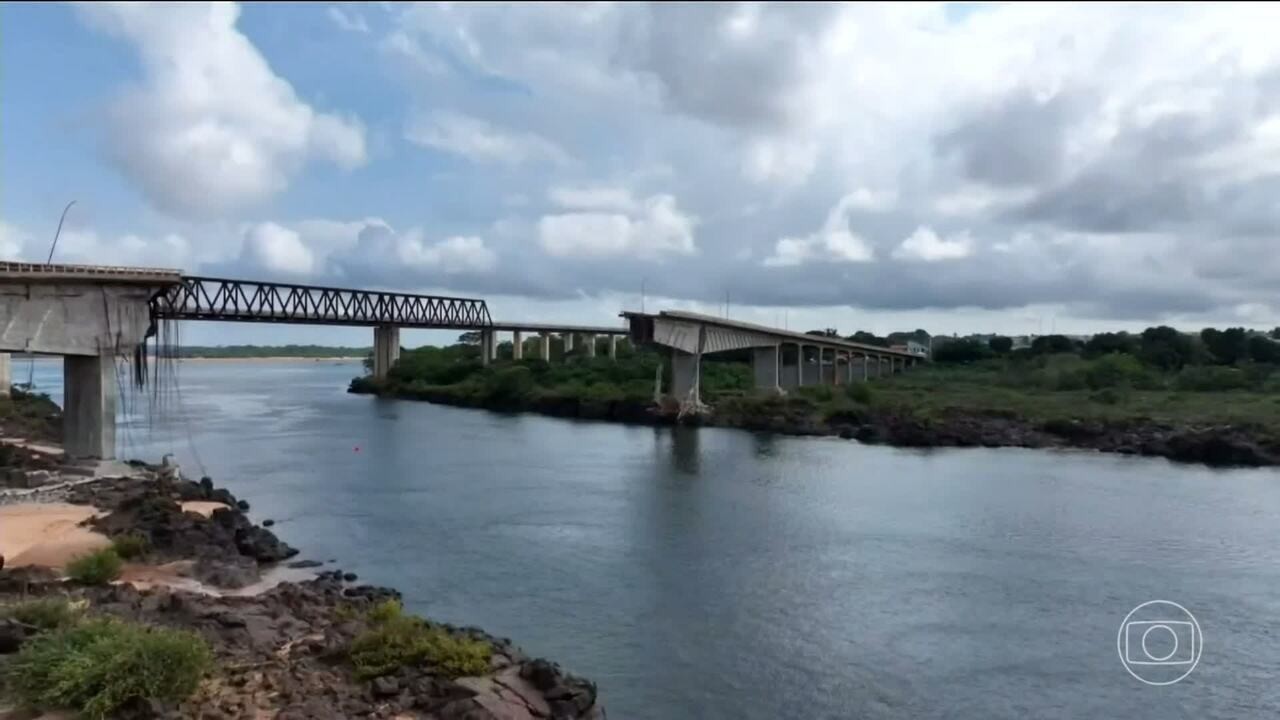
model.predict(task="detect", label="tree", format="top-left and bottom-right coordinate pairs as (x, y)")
top-left (1200, 327), bottom-right (1249, 365)
top-left (1030, 334), bottom-right (1075, 355)
top-left (1248, 335), bottom-right (1280, 363)
top-left (1140, 326), bottom-right (1194, 370)
top-left (932, 338), bottom-right (991, 363)
top-left (847, 331), bottom-right (888, 347)
top-left (806, 329), bottom-right (839, 337)
top-left (1271, 327), bottom-right (1280, 340)
top-left (457, 331), bottom-right (482, 345)
top-left (1084, 331), bottom-right (1137, 358)
top-left (988, 335), bottom-right (1013, 354)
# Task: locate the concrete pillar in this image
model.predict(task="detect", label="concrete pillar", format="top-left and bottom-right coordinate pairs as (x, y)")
top-left (797, 345), bottom-right (808, 386)
top-left (780, 343), bottom-right (799, 390)
top-left (564, 333), bottom-right (574, 353)
top-left (609, 335), bottom-right (618, 360)
top-left (0, 352), bottom-right (9, 396)
top-left (585, 334), bottom-right (597, 358)
top-left (752, 345), bottom-right (781, 392)
top-left (540, 332), bottom-right (551, 361)
top-left (481, 330), bottom-right (494, 366)
top-left (63, 355), bottom-right (116, 460)
top-left (373, 325), bottom-right (401, 380)
top-left (820, 349), bottom-right (835, 385)
top-left (670, 349), bottom-right (700, 404)
top-left (833, 354), bottom-right (844, 386)
top-left (512, 331), bottom-right (523, 360)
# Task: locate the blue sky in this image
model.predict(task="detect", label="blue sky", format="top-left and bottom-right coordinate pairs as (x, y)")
top-left (5, 3), bottom-right (1280, 346)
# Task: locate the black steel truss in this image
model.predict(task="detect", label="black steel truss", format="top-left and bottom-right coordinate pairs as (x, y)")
top-left (150, 276), bottom-right (492, 329)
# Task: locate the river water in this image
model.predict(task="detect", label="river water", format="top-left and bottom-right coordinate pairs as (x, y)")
top-left (19, 358), bottom-right (1280, 719)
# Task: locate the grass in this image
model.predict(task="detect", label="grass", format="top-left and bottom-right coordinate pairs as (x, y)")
top-left (111, 533), bottom-right (150, 560)
top-left (0, 597), bottom-right (82, 631)
top-left (3, 617), bottom-right (211, 719)
top-left (65, 548), bottom-right (123, 585)
top-left (348, 600), bottom-right (491, 680)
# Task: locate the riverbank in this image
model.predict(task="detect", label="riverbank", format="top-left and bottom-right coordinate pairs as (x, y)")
top-left (349, 363), bottom-right (1280, 468)
top-left (0, 456), bottom-right (604, 718)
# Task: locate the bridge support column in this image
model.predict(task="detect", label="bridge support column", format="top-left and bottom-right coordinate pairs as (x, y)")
top-left (0, 352), bottom-right (9, 396)
top-left (480, 330), bottom-right (494, 366)
top-left (585, 334), bottom-right (597, 358)
top-left (563, 333), bottom-right (574, 354)
top-left (834, 354), bottom-right (845, 386)
top-left (821, 349), bottom-right (834, 385)
top-left (862, 354), bottom-right (869, 381)
top-left (780, 343), bottom-right (799, 390)
top-left (670, 349), bottom-right (700, 405)
top-left (609, 335), bottom-right (618, 360)
top-left (63, 355), bottom-right (116, 460)
top-left (540, 332), bottom-right (551, 361)
top-left (512, 331), bottom-right (523, 360)
top-left (373, 325), bottom-right (400, 380)
top-left (752, 345), bottom-right (781, 393)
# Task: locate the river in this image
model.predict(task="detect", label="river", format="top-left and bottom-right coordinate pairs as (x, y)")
top-left (18, 358), bottom-right (1280, 719)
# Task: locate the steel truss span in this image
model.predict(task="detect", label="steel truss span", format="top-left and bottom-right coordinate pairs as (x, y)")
top-left (150, 276), bottom-right (493, 329)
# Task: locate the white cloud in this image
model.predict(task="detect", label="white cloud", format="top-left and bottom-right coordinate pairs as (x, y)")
top-left (763, 192), bottom-right (876, 267)
top-left (77, 2), bottom-right (368, 217)
top-left (328, 6), bottom-right (369, 33)
top-left (405, 111), bottom-right (568, 165)
top-left (892, 226), bottom-right (975, 262)
top-left (0, 222), bottom-right (30, 259)
top-left (538, 194), bottom-right (697, 260)
top-left (239, 222), bottom-right (315, 275)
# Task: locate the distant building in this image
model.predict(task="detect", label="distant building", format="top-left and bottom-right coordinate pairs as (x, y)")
top-left (889, 341), bottom-right (930, 357)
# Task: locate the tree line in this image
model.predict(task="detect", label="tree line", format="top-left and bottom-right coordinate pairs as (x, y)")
top-left (933, 327), bottom-right (1280, 369)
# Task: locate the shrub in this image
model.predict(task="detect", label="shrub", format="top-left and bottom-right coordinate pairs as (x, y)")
top-left (3, 618), bottom-right (211, 719)
top-left (1083, 354), bottom-right (1149, 390)
top-left (846, 382), bottom-right (873, 405)
top-left (349, 601), bottom-right (490, 680)
top-left (0, 598), bottom-right (81, 631)
top-left (481, 365), bottom-right (535, 405)
top-left (111, 533), bottom-right (149, 560)
top-left (1175, 366), bottom-right (1250, 391)
top-left (1091, 388), bottom-right (1124, 405)
top-left (795, 385), bottom-right (835, 402)
top-left (65, 548), bottom-right (122, 585)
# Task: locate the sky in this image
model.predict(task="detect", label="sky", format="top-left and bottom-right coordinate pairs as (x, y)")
top-left (4, 2), bottom-right (1280, 347)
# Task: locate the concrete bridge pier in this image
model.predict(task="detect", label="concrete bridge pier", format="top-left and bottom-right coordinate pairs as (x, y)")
top-left (609, 335), bottom-right (618, 360)
top-left (563, 333), bottom-right (574, 354)
top-left (539, 332), bottom-right (551, 361)
top-left (512, 330), bottom-right (523, 360)
top-left (0, 352), bottom-right (9, 396)
top-left (752, 345), bottom-right (781, 393)
top-left (63, 355), bottom-right (116, 460)
top-left (670, 349), bottom-right (700, 406)
top-left (373, 325), bottom-right (401, 380)
top-left (480, 330), bottom-right (494, 366)
top-left (585, 334), bottom-right (597, 358)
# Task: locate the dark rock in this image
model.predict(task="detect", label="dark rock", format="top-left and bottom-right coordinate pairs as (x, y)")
top-left (263, 519), bottom-right (275, 527)
top-left (192, 556), bottom-right (260, 589)
top-left (836, 426), bottom-right (856, 440)
top-left (522, 659), bottom-right (560, 691)
top-left (199, 476), bottom-right (215, 496)
top-left (342, 572), bottom-right (357, 582)
top-left (0, 617), bottom-right (32, 653)
top-left (287, 560), bottom-right (323, 569)
top-left (237, 499), bottom-right (250, 511)
top-left (371, 676), bottom-right (400, 698)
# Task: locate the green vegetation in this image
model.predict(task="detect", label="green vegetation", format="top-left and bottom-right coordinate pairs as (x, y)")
top-left (65, 548), bottom-right (123, 586)
top-left (111, 533), bottom-right (150, 560)
top-left (174, 345), bottom-right (368, 359)
top-left (0, 598), bottom-right (82, 631)
top-left (3, 617), bottom-right (211, 719)
top-left (348, 600), bottom-right (491, 680)
top-left (0, 387), bottom-right (61, 443)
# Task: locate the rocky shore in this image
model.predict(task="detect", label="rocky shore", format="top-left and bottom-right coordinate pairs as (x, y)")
top-left (0, 466), bottom-right (605, 719)
top-left (351, 382), bottom-right (1280, 468)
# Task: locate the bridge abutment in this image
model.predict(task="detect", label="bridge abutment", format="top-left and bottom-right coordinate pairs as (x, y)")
top-left (373, 325), bottom-right (401, 380)
top-left (63, 355), bottom-right (116, 460)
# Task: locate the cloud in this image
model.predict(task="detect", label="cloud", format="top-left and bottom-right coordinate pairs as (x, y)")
top-left (892, 227), bottom-right (974, 262)
top-left (328, 5), bottom-right (369, 33)
top-left (404, 111), bottom-right (568, 165)
top-left (538, 194), bottom-right (697, 260)
top-left (763, 193), bottom-right (876, 266)
top-left (239, 222), bottom-right (315, 275)
top-left (548, 187), bottom-right (638, 213)
top-left (76, 2), bottom-right (367, 217)
top-left (0, 222), bottom-right (30, 259)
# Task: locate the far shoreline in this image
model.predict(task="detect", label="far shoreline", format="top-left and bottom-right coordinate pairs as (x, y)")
top-left (177, 356), bottom-right (363, 363)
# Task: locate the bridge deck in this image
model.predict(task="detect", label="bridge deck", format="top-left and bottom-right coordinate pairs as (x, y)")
top-left (0, 261), bottom-right (182, 284)
top-left (623, 310), bottom-right (923, 359)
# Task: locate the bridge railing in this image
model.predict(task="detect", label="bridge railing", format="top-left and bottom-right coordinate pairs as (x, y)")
top-left (151, 276), bottom-right (493, 329)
